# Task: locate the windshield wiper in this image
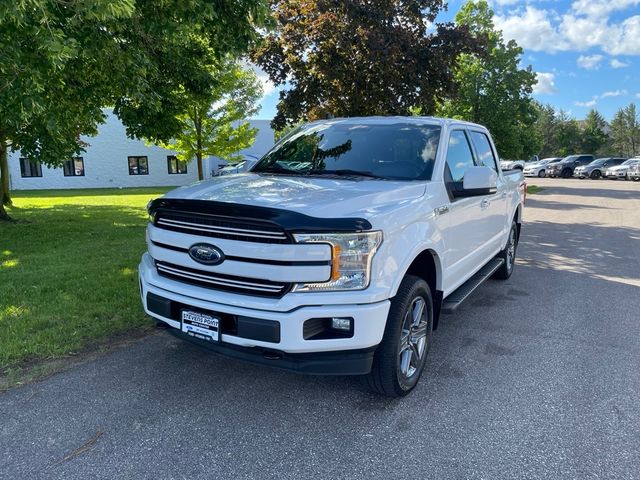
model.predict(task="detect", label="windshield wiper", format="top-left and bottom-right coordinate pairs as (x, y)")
top-left (306, 169), bottom-right (384, 179)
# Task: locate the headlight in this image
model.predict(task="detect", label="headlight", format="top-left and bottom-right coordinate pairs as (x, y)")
top-left (292, 231), bottom-right (383, 292)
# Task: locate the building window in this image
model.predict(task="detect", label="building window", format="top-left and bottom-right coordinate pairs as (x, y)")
top-left (63, 157), bottom-right (85, 177)
top-left (128, 156), bottom-right (149, 175)
top-left (19, 157), bottom-right (43, 178)
top-left (167, 155), bottom-right (187, 174)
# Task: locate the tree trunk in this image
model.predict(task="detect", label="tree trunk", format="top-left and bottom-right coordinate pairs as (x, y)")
top-left (197, 152), bottom-right (203, 181)
top-left (194, 107), bottom-right (204, 181)
top-left (0, 138), bottom-right (13, 221)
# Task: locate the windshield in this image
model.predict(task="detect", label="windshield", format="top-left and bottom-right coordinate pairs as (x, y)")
top-left (253, 122), bottom-right (442, 180)
top-left (589, 159), bottom-right (606, 166)
top-left (561, 155), bottom-right (578, 163)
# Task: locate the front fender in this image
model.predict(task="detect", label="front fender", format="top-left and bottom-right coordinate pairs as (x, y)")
top-left (371, 220), bottom-right (445, 299)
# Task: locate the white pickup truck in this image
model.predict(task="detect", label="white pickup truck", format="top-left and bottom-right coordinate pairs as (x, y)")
top-left (140, 117), bottom-right (525, 397)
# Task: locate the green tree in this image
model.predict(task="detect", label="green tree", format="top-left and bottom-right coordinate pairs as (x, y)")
top-left (436, 0), bottom-right (538, 160)
top-left (532, 103), bottom-right (560, 158)
top-left (0, 0), bottom-right (269, 220)
top-left (252, 0), bottom-right (480, 130)
top-left (580, 109), bottom-right (609, 155)
top-left (610, 103), bottom-right (640, 157)
top-left (555, 110), bottom-right (582, 156)
top-left (155, 59), bottom-right (263, 180)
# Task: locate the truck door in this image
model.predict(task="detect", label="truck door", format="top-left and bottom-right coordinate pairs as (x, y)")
top-left (468, 130), bottom-right (509, 255)
top-left (440, 129), bottom-right (491, 293)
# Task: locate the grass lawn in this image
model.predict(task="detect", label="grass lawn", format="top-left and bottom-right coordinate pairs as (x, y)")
top-left (0, 187), bottom-right (174, 379)
top-left (527, 185), bottom-right (543, 194)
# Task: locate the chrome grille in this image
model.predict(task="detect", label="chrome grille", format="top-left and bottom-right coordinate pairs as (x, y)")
top-left (154, 210), bottom-right (289, 243)
top-left (155, 261), bottom-right (291, 297)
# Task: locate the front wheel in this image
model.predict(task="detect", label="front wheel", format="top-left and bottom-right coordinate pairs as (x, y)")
top-left (366, 276), bottom-right (433, 397)
top-left (591, 170), bottom-right (601, 179)
top-left (562, 169), bottom-right (572, 178)
top-left (538, 169), bottom-right (546, 178)
top-left (493, 222), bottom-right (518, 280)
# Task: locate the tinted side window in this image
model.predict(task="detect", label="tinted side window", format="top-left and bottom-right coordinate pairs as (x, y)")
top-left (445, 130), bottom-right (476, 182)
top-left (470, 131), bottom-right (497, 172)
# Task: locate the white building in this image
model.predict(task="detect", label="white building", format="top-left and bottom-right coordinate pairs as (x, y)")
top-left (8, 109), bottom-right (275, 190)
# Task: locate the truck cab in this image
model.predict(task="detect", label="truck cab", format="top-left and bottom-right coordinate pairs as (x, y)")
top-left (140, 116), bottom-right (524, 397)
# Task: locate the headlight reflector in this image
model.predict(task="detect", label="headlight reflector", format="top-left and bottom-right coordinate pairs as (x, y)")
top-left (292, 231), bottom-right (383, 291)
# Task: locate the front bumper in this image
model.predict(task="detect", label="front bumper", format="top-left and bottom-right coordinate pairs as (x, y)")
top-left (573, 170), bottom-right (588, 178)
top-left (139, 253), bottom-right (390, 374)
top-left (606, 171), bottom-right (626, 178)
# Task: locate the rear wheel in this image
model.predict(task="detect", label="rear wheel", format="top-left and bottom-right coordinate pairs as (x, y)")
top-left (366, 275), bottom-right (433, 397)
top-left (538, 169), bottom-right (546, 178)
top-left (493, 222), bottom-right (518, 280)
top-left (590, 170), bottom-right (601, 179)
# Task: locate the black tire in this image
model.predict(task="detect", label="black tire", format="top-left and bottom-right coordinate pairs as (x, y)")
top-left (493, 222), bottom-right (518, 280)
top-left (561, 169), bottom-right (572, 178)
top-left (366, 275), bottom-right (433, 398)
top-left (538, 169), bottom-right (545, 178)
top-left (590, 170), bottom-right (601, 179)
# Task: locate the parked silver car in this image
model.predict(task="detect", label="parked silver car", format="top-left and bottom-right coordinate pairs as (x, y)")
top-left (523, 158), bottom-right (561, 177)
top-left (605, 158), bottom-right (640, 179)
top-left (627, 162), bottom-right (640, 181)
top-left (574, 157), bottom-right (627, 179)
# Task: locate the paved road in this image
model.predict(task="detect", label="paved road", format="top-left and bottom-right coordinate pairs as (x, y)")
top-left (1, 178), bottom-right (639, 479)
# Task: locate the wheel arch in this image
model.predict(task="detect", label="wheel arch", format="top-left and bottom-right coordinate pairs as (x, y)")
top-left (398, 248), bottom-right (444, 330)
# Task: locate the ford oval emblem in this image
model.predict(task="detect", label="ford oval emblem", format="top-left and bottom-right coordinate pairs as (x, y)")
top-left (188, 243), bottom-right (225, 266)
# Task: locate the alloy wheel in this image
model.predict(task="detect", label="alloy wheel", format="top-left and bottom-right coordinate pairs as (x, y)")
top-left (397, 296), bottom-right (429, 382)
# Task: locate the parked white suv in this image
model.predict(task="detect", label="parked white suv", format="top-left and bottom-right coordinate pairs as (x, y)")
top-left (140, 117), bottom-right (525, 397)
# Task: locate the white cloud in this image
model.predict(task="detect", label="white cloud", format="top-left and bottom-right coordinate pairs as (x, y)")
top-left (636, 93), bottom-right (640, 99)
top-left (571, 0), bottom-right (640, 18)
top-left (601, 89), bottom-right (628, 97)
top-left (495, 7), bottom-right (569, 53)
top-left (610, 58), bottom-right (630, 68)
top-left (577, 54), bottom-right (604, 69)
top-left (494, 5), bottom-right (640, 56)
top-left (574, 99), bottom-right (597, 107)
top-left (533, 72), bottom-right (558, 95)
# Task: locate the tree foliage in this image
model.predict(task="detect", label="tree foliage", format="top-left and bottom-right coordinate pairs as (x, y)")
top-left (0, 0), bottom-right (269, 219)
top-left (610, 103), bottom-right (640, 157)
top-left (531, 103), bottom-right (640, 159)
top-left (580, 109), bottom-right (609, 155)
top-left (252, 0), bottom-right (481, 130)
top-left (155, 59), bottom-right (263, 180)
top-left (436, 0), bottom-right (538, 160)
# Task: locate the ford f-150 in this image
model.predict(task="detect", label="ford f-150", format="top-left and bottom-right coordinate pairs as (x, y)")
top-left (140, 116), bottom-right (525, 397)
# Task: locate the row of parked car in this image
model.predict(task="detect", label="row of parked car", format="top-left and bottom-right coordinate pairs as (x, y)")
top-left (501, 156), bottom-right (640, 181)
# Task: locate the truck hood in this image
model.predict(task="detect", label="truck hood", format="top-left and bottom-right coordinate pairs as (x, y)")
top-left (164, 173), bottom-right (427, 219)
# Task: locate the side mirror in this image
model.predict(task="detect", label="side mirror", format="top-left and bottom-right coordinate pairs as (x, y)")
top-left (453, 166), bottom-right (497, 197)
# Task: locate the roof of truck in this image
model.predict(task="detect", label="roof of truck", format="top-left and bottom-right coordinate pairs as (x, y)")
top-left (304, 116), bottom-right (487, 130)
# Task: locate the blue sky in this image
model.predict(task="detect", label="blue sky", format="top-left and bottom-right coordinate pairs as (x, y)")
top-left (252, 0), bottom-right (640, 121)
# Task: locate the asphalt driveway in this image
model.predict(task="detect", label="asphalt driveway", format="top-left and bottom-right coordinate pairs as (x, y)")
top-left (1, 178), bottom-right (639, 479)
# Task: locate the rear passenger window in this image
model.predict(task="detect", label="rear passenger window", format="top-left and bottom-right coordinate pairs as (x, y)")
top-left (445, 131), bottom-right (476, 182)
top-left (470, 132), bottom-right (498, 172)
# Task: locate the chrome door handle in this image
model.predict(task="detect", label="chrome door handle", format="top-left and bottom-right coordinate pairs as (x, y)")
top-left (480, 199), bottom-right (490, 209)
top-left (434, 205), bottom-right (449, 216)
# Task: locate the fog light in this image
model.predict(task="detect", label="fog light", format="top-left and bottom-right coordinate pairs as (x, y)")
top-left (331, 317), bottom-right (353, 331)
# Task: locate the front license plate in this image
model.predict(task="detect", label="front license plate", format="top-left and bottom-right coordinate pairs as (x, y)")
top-left (181, 310), bottom-right (220, 342)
